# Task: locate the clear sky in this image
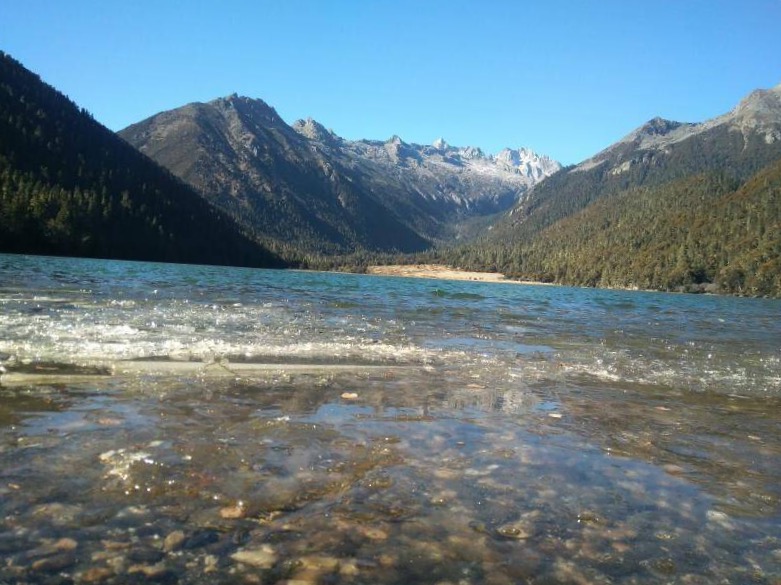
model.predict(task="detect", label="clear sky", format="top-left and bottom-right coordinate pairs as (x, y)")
top-left (2, 0), bottom-right (780, 165)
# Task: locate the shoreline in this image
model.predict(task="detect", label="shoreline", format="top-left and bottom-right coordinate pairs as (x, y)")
top-left (365, 264), bottom-right (552, 286)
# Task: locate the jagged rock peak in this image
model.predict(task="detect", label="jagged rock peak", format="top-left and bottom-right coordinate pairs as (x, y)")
top-left (600, 116), bottom-right (697, 154)
top-left (432, 137), bottom-right (450, 150)
top-left (496, 147), bottom-right (538, 165)
top-left (732, 83), bottom-right (781, 118)
top-left (211, 94), bottom-right (283, 123)
top-left (495, 147), bottom-right (562, 178)
top-left (460, 146), bottom-right (485, 160)
top-left (387, 135), bottom-right (405, 145)
top-left (292, 117), bottom-right (338, 143)
top-left (631, 117), bottom-right (684, 139)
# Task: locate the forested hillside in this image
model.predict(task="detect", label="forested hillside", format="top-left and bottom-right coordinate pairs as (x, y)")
top-left (440, 161), bottom-right (781, 296)
top-left (428, 85), bottom-right (781, 297)
top-left (493, 121), bottom-right (781, 252)
top-left (0, 52), bottom-right (282, 268)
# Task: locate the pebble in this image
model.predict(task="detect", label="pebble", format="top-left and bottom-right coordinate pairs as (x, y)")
top-left (183, 529), bottom-right (220, 549)
top-left (127, 547), bottom-right (165, 564)
top-left (287, 555), bottom-right (342, 584)
top-left (79, 567), bottom-right (115, 583)
top-left (576, 511), bottom-right (602, 525)
top-left (495, 523), bottom-right (531, 540)
top-left (127, 562), bottom-right (178, 582)
top-left (31, 503), bottom-right (82, 525)
top-left (340, 392), bottom-right (359, 400)
top-left (297, 555), bottom-right (340, 572)
top-left (101, 540), bottom-right (131, 551)
top-left (220, 502), bottom-right (246, 519)
top-left (26, 537), bottom-right (79, 559)
top-left (339, 559), bottom-right (360, 577)
top-left (231, 544), bottom-right (277, 568)
top-left (653, 558), bottom-right (677, 575)
top-left (163, 530), bottom-right (186, 552)
top-left (203, 554), bottom-right (219, 573)
top-left (361, 527), bottom-right (389, 540)
top-left (54, 537), bottom-right (78, 551)
top-left (31, 552), bottom-right (76, 572)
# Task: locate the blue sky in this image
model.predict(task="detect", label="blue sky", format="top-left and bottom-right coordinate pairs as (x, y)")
top-left (2, 0), bottom-right (780, 164)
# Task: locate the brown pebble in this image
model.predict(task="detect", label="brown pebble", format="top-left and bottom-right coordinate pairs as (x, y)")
top-left (127, 562), bottom-right (175, 581)
top-left (79, 567), bottom-right (115, 583)
top-left (54, 537), bottom-right (78, 551)
top-left (220, 503), bottom-right (246, 519)
top-left (361, 526), bottom-right (388, 541)
top-left (297, 555), bottom-right (340, 572)
top-left (231, 545), bottom-right (277, 568)
top-left (163, 530), bottom-right (186, 552)
top-left (496, 523), bottom-right (531, 540)
top-left (102, 540), bottom-right (132, 551)
top-left (32, 553), bottom-right (76, 572)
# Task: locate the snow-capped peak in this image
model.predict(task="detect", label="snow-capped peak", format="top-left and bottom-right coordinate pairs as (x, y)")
top-left (494, 147), bottom-right (562, 179)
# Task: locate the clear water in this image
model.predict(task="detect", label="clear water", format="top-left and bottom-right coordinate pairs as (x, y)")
top-left (1, 254), bottom-right (779, 584)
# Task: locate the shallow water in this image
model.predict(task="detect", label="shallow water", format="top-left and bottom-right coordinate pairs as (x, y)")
top-left (1, 254), bottom-right (780, 584)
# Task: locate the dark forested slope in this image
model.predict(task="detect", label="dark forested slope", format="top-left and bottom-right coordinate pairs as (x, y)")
top-left (0, 52), bottom-right (282, 268)
top-left (495, 86), bottom-right (781, 250)
top-left (440, 84), bottom-right (781, 296)
top-left (446, 163), bottom-right (780, 295)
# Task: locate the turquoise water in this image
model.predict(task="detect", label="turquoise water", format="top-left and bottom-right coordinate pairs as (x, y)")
top-left (0, 254), bottom-right (779, 583)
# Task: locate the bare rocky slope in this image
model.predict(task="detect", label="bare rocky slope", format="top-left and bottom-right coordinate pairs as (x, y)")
top-left (120, 96), bottom-right (559, 255)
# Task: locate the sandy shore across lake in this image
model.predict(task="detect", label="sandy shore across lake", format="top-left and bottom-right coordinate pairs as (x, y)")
top-left (366, 264), bottom-right (550, 285)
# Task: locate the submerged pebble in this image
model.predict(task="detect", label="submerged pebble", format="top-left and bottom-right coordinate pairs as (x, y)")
top-left (163, 531), bottom-right (186, 552)
top-left (31, 552), bottom-right (76, 572)
top-left (78, 567), bottom-right (115, 583)
top-left (127, 562), bottom-right (178, 582)
top-left (232, 545), bottom-right (277, 568)
top-left (127, 547), bottom-right (165, 564)
top-left (495, 523), bottom-right (532, 540)
top-left (220, 502), bottom-right (247, 519)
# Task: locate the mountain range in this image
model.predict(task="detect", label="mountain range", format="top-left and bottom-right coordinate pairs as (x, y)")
top-left (2, 50), bottom-right (780, 296)
top-left (449, 82), bottom-right (781, 295)
top-left (119, 96), bottom-right (559, 255)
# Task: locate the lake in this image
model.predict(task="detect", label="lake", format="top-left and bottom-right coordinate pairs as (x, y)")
top-left (1, 253), bottom-right (779, 584)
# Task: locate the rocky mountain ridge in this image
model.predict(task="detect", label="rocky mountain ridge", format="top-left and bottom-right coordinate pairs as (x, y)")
top-left (121, 95), bottom-right (559, 254)
top-left (577, 83), bottom-right (781, 174)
